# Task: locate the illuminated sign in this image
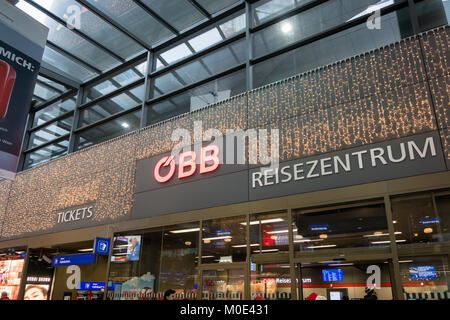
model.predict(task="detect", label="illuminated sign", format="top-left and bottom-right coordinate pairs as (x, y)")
top-left (419, 218), bottom-right (440, 224)
top-left (56, 205), bottom-right (93, 224)
top-left (154, 145), bottom-right (219, 183)
top-left (52, 253), bottom-right (96, 266)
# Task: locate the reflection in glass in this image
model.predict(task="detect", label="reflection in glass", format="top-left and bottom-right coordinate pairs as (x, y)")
top-left (148, 69), bottom-right (246, 125)
top-left (33, 96), bottom-right (77, 127)
top-left (29, 116), bottom-right (73, 149)
top-left (76, 111), bottom-right (140, 150)
top-left (293, 203), bottom-right (390, 254)
top-left (24, 139), bottom-right (69, 169)
top-left (251, 264), bottom-right (291, 300)
top-left (253, 9), bottom-right (412, 87)
top-left (202, 269), bottom-right (244, 300)
top-left (250, 211), bottom-right (289, 254)
top-left (201, 216), bottom-right (247, 264)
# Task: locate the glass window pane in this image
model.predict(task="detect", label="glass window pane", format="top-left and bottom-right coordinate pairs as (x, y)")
top-left (292, 203), bottom-right (390, 255)
top-left (219, 13), bottom-right (246, 38)
top-left (159, 43), bottom-right (193, 66)
top-left (196, 0), bottom-right (240, 15)
top-left (148, 69), bottom-right (246, 125)
top-left (76, 110), bottom-right (140, 150)
top-left (30, 0), bottom-right (144, 59)
top-left (252, 0), bottom-right (314, 26)
top-left (154, 40), bottom-right (246, 98)
top-left (202, 269), bottom-right (244, 300)
top-left (391, 194), bottom-right (450, 253)
top-left (85, 0), bottom-right (174, 46)
top-left (37, 75), bottom-right (68, 93)
top-left (141, 0), bottom-right (205, 32)
top-left (249, 211), bottom-right (289, 254)
top-left (400, 256), bottom-right (450, 299)
top-left (42, 46), bottom-right (96, 82)
top-left (253, 9), bottom-right (412, 87)
top-left (28, 116), bottom-right (73, 149)
top-left (159, 223), bottom-right (199, 295)
top-left (33, 95), bottom-right (77, 127)
top-left (188, 28), bottom-right (223, 52)
top-left (85, 63), bottom-right (146, 103)
top-left (252, 0), bottom-right (402, 58)
top-left (24, 139), bottom-right (69, 169)
top-left (17, 0), bottom-right (120, 71)
top-left (80, 85), bottom-right (144, 127)
top-left (416, 0), bottom-right (450, 32)
top-left (33, 82), bottom-right (60, 101)
top-left (251, 264), bottom-right (292, 300)
top-left (201, 216), bottom-right (247, 264)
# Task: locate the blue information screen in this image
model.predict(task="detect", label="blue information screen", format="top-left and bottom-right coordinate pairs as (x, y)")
top-left (78, 282), bottom-right (105, 291)
top-left (409, 266), bottom-right (437, 280)
top-left (94, 237), bottom-right (110, 255)
top-left (322, 269), bottom-right (343, 282)
top-left (52, 253), bottom-right (96, 266)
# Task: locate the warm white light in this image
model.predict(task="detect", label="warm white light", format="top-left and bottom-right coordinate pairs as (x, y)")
top-left (424, 228), bottom-right (433, 234)
top-left (184, 241), bottom-right (192, 246)
top-left (232, 244), bottom-right (259, 248)
top-left (78, 248), bottom-right (93, 252)
top-left (224, 238), bottom-right (232, 243)
top-left (203, 239), bottom-right (211, 244)
top-left (241, 218), bottom-right (284, 226)
top-left (319, 234), bottom-right (328, 239)
top-left (170, 228), bottom-right (200, 234)
top-left (294, 239), bottom-right (323, 243)
top-left (281, 22), bottom-right (292, 33)
top-left (252, 249), bottom-right (280, 253)
top-left (121, 122), bottom-right (130, 128)
top-left (203, 236), bottom-right (232, 241)
top-left (296, 234), bottom-right (303, 239)
top-left (267, 229), bottom-right (297, 235)
top-left (371, 240), bottom-right (406, 244)
top-left (306, 245), bottom-right (337, 249)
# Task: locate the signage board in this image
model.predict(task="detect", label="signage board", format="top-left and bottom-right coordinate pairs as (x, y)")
top-left (0, 1), bottom-right (48, 180)
top-left (322, 269), bottom-right (344, 282)
top-left (52, 253), bottom-right (96, 267)
top-left (94, 237), bottom-right (110, 256)
top-left (409, 265), bottom-right (437, 280)
top-left (78, 282), bottom-right (105, 291)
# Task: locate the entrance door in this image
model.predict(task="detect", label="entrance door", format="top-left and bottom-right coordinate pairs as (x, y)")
top-left (296, 259), bottom-right (394, 300)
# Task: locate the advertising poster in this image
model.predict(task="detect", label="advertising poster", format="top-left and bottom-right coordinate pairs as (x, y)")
top-left (409, 266), bottom-right (438, 280)
top-left (0, 259), bottom-right (24, 300)
top-left (111, 235), bottom-right (141, 262)
top-left (119, 272), bottom-right (155, 300)
top-left (24, 284), bottom-right (49, 300)
top-left (0, 1), bottom-right (48, 180)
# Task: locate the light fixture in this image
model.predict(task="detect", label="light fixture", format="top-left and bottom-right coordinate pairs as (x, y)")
top-left (319, 234), bottom-right (328, 239)
top-left (201, 256), bottom-right (214, 259)
top-left (78, 248), bottom-right (93, 252)
top-left (270, 236), bottom-right (277, 240)
top-left (170, 228), bottom-right (200, 234)
top-left (232, 244), bottom-right (259, 248)
top-left (306, 245), bottom-right (337, 249)
top-left (371, 240), bottom-right (407, 244)
top-left (424, 228), bottom-right (433, 234)
top-left (373, 231), bottom-right (383, 236)
top-left (203, 236), bottom-right (232, 241)
top-left (203, 239), bottom-right (211, 244)
top-left (281, 22), bottom-right (292, 33)
top-left (241, 218), bottom-right (284, 226)
top-left (294, 239), bottom-right (324, 243)
top-left (296, 235), bottom-right (303, 239)
top-left (184, 241), bottom-right (192, 246)
top-left (267, 228), bottom-right (297, 234)
top-left (224, 238), bottom-right (232, 243)
top-left (252, 249), bottom-right (280, 253)
top-left (121, 122), bottom-right (130, 128)
top-left (414, 233), bottom-right (419, 237)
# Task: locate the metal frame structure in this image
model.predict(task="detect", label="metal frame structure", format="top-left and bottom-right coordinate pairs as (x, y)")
top-left (18, 0), bottom-right (439, 171)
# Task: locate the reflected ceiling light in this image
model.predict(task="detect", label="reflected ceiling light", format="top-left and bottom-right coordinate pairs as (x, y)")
top-left (319, 234), bottom-right (328, 239)
top-left (270, 236), bottom-right (277, 240)
top-left (78, 248), bottom-right (93, 252)
top-left (241, 218), bottom-right (284, 226)
top-left (121, 122), bottom-right (130, 128)
top-left (203, 239), bottom-right (211, 244)
top-left (232, 244), bottom-right (259, 248)
top-left (224, 238), bottom-right (232, 243)
top-left (201, 256), bottom-right (214, 259)
top-left (296, 235), bottom-right (303, 239)
top-left (203, 236), bottom-right (232, 241)
top-left (363, 232), bottom-right (402, 237)
top-left (281, 22), bottom-right (292, 33)
top-left (306, 245), bottom-right (337, 249)
top-left (253, 249), bottom-right (280, 253)
top-left (329, 263), bottom-right (354, 266)
top-left (184, 241), bottom-right (192, 246)
top-left (414, 233), bottom-right (419, 237)
top-left (294, 239), bottom-right (324, 243)
top-left (393, 220), bottom-right (397, 224)
top-left (399, 260), bottom-right (413, 263)
top-left (374, 231), bottom-right (383, 236)
top-left (170, 228), bottom-right (200, 234)
top-left (424, 228), bottom-right (433, 234)
top-left (371, 240), bottom-right (406, 244)
top-left (267, 229), bottom-right (297, 234)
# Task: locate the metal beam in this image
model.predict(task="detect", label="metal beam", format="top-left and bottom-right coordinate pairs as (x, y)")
top-left (132, 0), bottom-right (179, 35)
top-left (46, 41), bottom-right (102, 74)
top-left (75, 0), bottom-right (153, 51)
top-left (23, 0), bottom-right (125, 62)
top-left (39, 64), bottom-right (81, 89)
top-left (186, 0), bottom-right (212, 19)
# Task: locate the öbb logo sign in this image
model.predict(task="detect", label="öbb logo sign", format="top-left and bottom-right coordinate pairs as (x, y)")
top-left (154, 145), bottom-right (220, 183)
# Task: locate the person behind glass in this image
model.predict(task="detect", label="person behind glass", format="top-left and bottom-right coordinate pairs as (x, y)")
top-left (363, 287), bottom-right (378, 300)
top-left (164, 289), bottom-right (176, 300)
top-left (1, 292), bottom-right (9, 300)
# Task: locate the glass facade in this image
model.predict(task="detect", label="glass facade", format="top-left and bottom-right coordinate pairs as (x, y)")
top-left (17, 0), bottom-right (449, 170)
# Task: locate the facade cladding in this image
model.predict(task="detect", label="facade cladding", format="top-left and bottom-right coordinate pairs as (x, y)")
top-left (0, 0), bottom-right (449, 301)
